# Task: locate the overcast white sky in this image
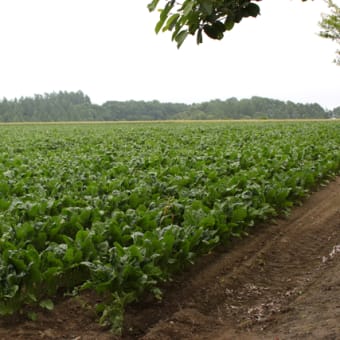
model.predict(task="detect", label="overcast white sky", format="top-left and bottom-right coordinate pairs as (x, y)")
top-left (0, 0), bottom-right (339, 109)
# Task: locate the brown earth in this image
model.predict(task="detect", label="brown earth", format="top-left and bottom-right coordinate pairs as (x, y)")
top-left (1, 177), bottom-right (340, 340)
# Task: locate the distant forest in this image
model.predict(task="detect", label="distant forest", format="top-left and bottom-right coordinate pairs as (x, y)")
top-left (0, 91), bottom-right (339, 122)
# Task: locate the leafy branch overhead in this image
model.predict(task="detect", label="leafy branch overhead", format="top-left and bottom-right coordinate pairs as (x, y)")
top-left (319, 0), bottom-right (340, 65)
top-left (148, 0), bottom-right (309, 48)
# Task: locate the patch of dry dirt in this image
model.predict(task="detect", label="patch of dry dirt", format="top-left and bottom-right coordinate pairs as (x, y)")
top-left (1, 177), bottom-right (339, 339)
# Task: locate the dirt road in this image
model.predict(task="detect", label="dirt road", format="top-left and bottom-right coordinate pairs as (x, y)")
top-left (1, 177), bottom-right (339, 339)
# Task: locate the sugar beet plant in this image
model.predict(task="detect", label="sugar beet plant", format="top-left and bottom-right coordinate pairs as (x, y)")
top-left (0, 121), bottom-right (339, 332)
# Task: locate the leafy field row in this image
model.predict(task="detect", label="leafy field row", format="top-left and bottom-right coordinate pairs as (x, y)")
top-left (0, 122), bottom-right (339, 332)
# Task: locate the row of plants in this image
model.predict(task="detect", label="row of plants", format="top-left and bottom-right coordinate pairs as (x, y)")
top-left (0, 121), bottom-right (339, 332)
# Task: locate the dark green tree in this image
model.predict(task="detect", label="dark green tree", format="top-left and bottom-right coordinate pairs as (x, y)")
top-left (332, 106), bottom-right (340, 117)
top-left (0, 93), bottom-right (329, 122)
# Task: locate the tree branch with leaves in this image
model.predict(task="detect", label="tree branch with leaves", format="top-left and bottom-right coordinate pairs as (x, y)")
top-left (319, 0), bottom-right (340, 65)
top-left (148, 0), bottom-right (309, 48)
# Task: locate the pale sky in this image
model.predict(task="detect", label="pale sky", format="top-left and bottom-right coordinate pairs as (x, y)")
top-left (0, 0), bottom-right (339, 109)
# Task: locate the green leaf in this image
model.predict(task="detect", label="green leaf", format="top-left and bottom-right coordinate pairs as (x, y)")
top-left (155, 17), bottom-right (167, 34)
top-left (10, 256), bottom-right (27, 272)
top-left (27, 293), bottom-right (37, 303)
top-left (175, 30), bottom-right (189, 48)
top-left (243, 3), bottom-right (260, 18)
top-left (0, 300), bottom-right (19, 316)
top-left (163, 13), bottom-right (180, 32)
top-left (147, 0), bottom-right (160, 12)
top-left (27, 311), bottom-right (37, 321)
top-left (39, 299), bottom-right (54, 311)
top-left (198, 0), bottom-right (213, 15)
top-left (196, 28), bottom-right (203, 44)
top-left (63, 247), bottom-right (75, 264)
top-left (231, 206), bottom-right (247, 223)
top-left (182, 0), bottom-right (194, 17)
top-left (151, 287), bottom-right (163, 300)
top-left (3, 284), bottom-right (19, 299)
top-left (155, 2), bottom-right (174, 34)
top-left (203, 21), bottom-right (225, 40)
top-left (0, 199), bottom-right (10, 211)
top-left (225, 17), bottom-right (235, 31)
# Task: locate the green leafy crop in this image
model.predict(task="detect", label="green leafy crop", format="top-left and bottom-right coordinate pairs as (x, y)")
top-left (0, 121), bottom-right (339, 332)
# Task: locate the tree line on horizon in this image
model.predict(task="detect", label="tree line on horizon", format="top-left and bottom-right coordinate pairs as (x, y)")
top-left (0, 91), bottom-right (338, 122)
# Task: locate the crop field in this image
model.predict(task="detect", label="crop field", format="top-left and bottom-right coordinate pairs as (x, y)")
top-left (0, 121), bottom-right (339, 332)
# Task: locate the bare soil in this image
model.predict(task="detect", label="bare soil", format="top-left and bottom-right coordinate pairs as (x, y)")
top-left (1, 177), bottom-right (340, 340)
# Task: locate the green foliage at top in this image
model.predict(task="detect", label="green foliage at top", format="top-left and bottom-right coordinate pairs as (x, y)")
top-left (319, 0), bottom-right (340, 65)
top-left (0, 121), bottom-right (339, 332)
top-left (148, 0), bottom-right (310, 47)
